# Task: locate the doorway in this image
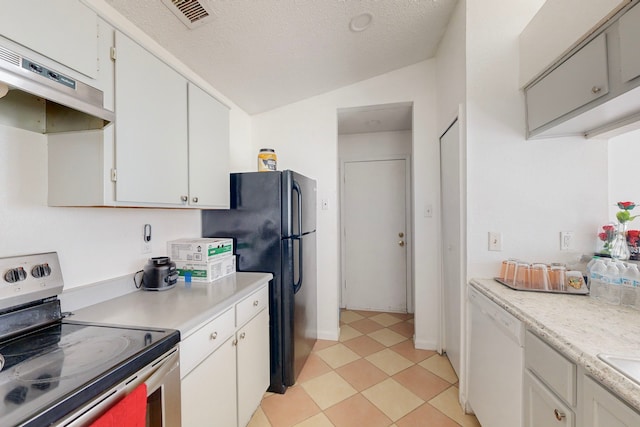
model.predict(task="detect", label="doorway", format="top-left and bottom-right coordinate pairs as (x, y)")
top-left (337, 102), bottom-right (413, 313)
top-left (440, 117), bottom-right (464, 379)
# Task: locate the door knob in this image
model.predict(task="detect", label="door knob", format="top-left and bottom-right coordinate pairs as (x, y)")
top-left (398, 232), bottom-right (404, 238)
top-left (398, 240), bottom-right (405, 247)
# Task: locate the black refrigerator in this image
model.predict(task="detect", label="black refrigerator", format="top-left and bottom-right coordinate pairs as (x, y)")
top-left (201, 170), bottom-right (317, 393)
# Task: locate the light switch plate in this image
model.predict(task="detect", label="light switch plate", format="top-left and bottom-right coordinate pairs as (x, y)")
top-left (560, 231), bottom-right (573, 251)
top-left (488, 232), bottom-right (502, 251)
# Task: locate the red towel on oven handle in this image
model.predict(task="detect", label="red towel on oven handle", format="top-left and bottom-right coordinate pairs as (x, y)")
top-left (89, 383), bottom-right (147, 427)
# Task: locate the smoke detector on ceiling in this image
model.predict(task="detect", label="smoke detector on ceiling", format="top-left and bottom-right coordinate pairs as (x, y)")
top-left (161, 0), bottom-right (215, 29)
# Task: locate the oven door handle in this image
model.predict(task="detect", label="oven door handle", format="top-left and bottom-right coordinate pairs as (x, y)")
top-left (57, 347), bottom-right (180, 427)
top-left (142, 348), bottom-right (180, 393)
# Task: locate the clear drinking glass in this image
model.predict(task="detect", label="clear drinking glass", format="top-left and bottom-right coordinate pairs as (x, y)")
top-left (514, 262), bottom-right (531, 289)
top-left (531, 263), bottom-right (550, 290)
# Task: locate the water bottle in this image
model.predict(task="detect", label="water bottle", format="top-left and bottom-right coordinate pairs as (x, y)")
top-left (621, 263), bottom-right (639, 308)
top-left (589, 258), bottom-right (607, 300)
top-left (604, 260), bottom-right (621, 305)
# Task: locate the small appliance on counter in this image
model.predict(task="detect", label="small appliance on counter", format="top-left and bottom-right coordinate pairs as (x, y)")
top-left (136, 256), bottom-right (178, 291)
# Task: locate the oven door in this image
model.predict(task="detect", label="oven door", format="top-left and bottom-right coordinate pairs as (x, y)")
top-left (56, 347), bottom-right (181, 427)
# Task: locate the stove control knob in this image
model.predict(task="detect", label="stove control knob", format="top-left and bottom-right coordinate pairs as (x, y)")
top-left (31, 263), bottom-right (52, 278)
top-left (4, 267), bottom-right (27, 283)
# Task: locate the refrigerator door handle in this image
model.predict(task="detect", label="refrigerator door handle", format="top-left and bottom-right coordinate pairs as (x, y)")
top-left (292, 180), bottom-right (303, 238)
top-left (293, 235), bottom-right (303, 294)
top-left (293, 181), bottom-right (303, 294)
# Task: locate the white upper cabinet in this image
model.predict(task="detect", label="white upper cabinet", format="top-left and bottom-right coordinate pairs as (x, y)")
top-left (187, 83), bottom-right (230, 208)
top-left (523, 2), bottom-right (640, 139)
top-left (0, 0), bottom-right (99, 79)
top-left (619, 3), bottom-right (640, 84)
top-left (519, 0), bottom-right (629, 88)
top-left (114, 31), bottom-right (189, 206)
top-left (526, 33), bottom-right (609, 133)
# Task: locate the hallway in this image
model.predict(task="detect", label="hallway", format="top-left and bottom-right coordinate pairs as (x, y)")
top-left (248, 309), bottom-right (480, 427)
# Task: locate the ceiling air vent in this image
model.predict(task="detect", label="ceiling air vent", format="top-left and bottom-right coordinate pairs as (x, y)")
top-left (161, 0), bottom-right (215, 29)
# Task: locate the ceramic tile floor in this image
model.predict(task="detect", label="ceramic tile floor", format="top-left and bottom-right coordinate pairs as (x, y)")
top-left (247, 309), bottom-right (481, 427)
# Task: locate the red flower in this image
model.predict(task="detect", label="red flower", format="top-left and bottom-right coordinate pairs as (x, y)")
top-left (603, 225), bottom-right (615, 232)
top-left (618, 201), bottom-right (636, 210)
top-left (599, 232), bottom-right (608, 241)
top-left (627, 230), bottom-right (640, 247)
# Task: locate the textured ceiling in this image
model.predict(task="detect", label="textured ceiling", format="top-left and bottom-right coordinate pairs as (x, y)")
top-left (105, 0), bottom-right (457, 114)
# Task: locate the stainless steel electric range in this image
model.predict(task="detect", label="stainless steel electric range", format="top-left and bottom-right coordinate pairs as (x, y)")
top-left (0, 252), bottom-right (181, 427)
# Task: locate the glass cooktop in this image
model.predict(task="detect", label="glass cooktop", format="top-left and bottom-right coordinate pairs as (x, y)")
top-left (0, 320), bottom-right (179, 427)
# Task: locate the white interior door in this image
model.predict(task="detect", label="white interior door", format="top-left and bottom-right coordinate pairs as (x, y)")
top-left (441, 119), bottom-right (463, 378)
top-left (343, 159), bottom-right (408, 312)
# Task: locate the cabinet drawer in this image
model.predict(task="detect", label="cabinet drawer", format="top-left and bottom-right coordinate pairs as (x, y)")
top-left (524, 369), bottom-right (575, 427)
top-left (525, 330), bottom-right (576, 405)
top-left (180, 307), bottom-right (235, 378)
top-left (526, 32), bottom-right (609, 132)
top-left (236, 285), bottom-right (269, 327)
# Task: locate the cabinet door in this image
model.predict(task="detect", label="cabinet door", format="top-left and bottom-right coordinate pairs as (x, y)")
top-left (524, 370), bottom-right (575, 427)
top-left (114, 31), bottom-right (188, 205)
top-left (237, 308), bottom-right (270, 427)
top-left (583, 376), bottom-right (640, 427)
top-left (187, 83), bottom-right (230, 208)
top-left (526, 33), bottom-right (609, 132)
top-left (182, 336), bottom-right (238, 427)
top-left (0, 0), bottom-right (98, 78)
top-left (619, 3), bottom-right (640, 83)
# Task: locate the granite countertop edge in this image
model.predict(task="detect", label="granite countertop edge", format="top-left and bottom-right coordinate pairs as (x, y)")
top-left (470, 278), bottom-right (640, 412)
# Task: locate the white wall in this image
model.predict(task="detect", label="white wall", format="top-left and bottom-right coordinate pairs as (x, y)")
top-left (0, 124), bottom-right (201, 288)
top-left (465, 0), bottom-right (609, 279)
top-left (436, 0), bottom-right (466, 133)
top-left (608, 128), bottom-right (640, 223)
top-left (0, 1), bottom-right (255, 291)
top-left (338, 130), bottom-right (412, 159)
top-left (252, 62), bottom-right (440, 347)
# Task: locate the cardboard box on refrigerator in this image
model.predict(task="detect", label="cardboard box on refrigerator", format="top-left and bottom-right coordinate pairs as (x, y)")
top-left (175, 256), bottom-right (236, 283)
top-left (168, 238), bottom-right (233, 262)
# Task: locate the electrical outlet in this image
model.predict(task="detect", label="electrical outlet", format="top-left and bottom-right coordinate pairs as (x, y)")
top-left (424, 204), bottom-right (433, 218)
top-left (560, 231), bottom-right (573, 251)
top-left (142, 242), bottom-right (152, 254)
top-left (488, 232), bottom-right (502, 251)
top-left (321, 198), bottom-right (329, 210)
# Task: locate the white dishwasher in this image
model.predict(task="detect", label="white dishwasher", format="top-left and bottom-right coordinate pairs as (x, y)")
top-left (468, 285), bottom-right (524, 427)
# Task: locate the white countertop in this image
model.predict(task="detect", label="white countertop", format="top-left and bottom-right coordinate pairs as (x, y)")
top-left (470, 278), bottom-right (640, 411)
top-left (71, 272), bottom-right (272, 339)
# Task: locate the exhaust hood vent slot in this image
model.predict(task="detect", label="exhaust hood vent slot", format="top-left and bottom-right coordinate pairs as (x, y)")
top-left (0, 46), bottom-right (20, 68)
top-left (161, 0), bottom-right (215, 29)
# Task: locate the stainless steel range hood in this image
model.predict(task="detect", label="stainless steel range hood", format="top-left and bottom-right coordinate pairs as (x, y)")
top-left (0, 44), bottom-right (114, 132)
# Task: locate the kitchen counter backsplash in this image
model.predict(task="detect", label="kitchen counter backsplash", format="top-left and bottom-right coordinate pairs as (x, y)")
top-left (470, 278), bottom-right (640, 411)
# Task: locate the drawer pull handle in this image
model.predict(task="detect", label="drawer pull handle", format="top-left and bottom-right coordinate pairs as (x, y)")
top-left (210, 332), bottom-right (217, 340)
top-left (554, 409), bottom-right (566, 421)
top-left (253, 300), bottom-right (259, 307)
top-left (591, 86), bottom-right (602, 94)
top-left (232, 339), bottom-right (238, 346)
top-left (240, 332), bottom-right (246, 340)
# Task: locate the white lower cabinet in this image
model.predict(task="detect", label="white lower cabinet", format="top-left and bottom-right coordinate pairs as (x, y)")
top-left (182, 336), bottom-right (237, 427)
top-left (583, 376), bottom-right (640, 427)
top-left (237, 308), bottom-right (270, 427)
top-left (524, 370), bottom-right (575, 427)
top-left (523, 330), bottom-right (640, 427)
top-left (180, 284), bottom-right (270, 427)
